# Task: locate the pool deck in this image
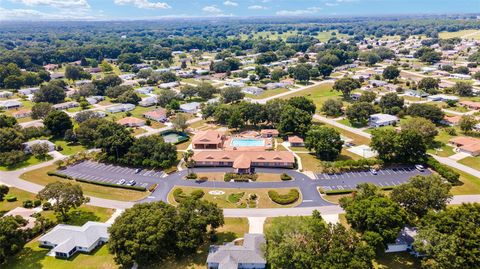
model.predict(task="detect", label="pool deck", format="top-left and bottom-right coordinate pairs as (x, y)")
top-left (223, 137), bottom-right (273, 151)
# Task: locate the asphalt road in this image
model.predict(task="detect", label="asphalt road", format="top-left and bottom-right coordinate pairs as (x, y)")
top-left (59, 163), bottom-right (430, 208)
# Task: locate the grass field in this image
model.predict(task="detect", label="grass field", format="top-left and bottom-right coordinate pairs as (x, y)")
top-left (0, 154), bottom-right (53, 171)
top-left (438, 29), bottom-right (480, 39)
top-left (458, 156), bottom-right (480, 171)
top-left (0, 187), bottom-right (37, 214)
top-left (373, 252), bottom-right (422, 269)
top-left (20, 165), bottom-right (149, 201)
top-left (280, 82), bottom-right (339, 112)
top-left (168, 186), bottom-right (302, 208)
top-left (52, 140), bottom-right (87, 156)
top-left (450, 165), bottom-right (480, 195)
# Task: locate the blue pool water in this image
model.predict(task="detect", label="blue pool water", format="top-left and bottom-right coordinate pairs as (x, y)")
top-left (231, 138), bottom-right (265, 147)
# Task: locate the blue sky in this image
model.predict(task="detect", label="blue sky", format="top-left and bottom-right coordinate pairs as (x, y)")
top-left (0, 0), bottom-right (478, 20)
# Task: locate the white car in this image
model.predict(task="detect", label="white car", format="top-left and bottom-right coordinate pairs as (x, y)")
top-left (127, 180), bottom-right (136, 186)
top-left (117, 179), bottom-right (126, 185)
top-left (415, 164), bottom-right (425, 171)
top-left (370, 168), bottom-right (378, 175)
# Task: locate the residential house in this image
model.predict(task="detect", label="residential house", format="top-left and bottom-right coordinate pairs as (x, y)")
top-left (135, 87), bottom-right (154, 95)
top-left (427, 94), bottom-right (459, 102)
top-left (386, 227), bottom-right (423, 257)
top-left (180, 102), bottom-right (200, 113)
top-left (74, 80), bottom-right (91, 87)
top-left (206, 234), bottom-right (266, 269)
top-left (369, 80), bottom-right (388, 87)
top-left (0, 100), bottom-right (22, 109)
top-left (143, 108), bottom-right (167, 122)
top-left (18, 87), bottom-right (39, 96)
top-left (50, 73), bottom-right (65, 80)
top-left (106, 103), bottom-right (135, 113)
top-left (23, 140), bottom-right (56, 153)
top-left (450, 73), bottom-right (471, 80)
top-left (12, 109), bottom-right (31, 119)
top-left (441, 115), bottom-right (462, 126)
top-left (139, 96), bottom-right (157, 107)
top-left (116, 117), bottom-right (145, 127)
top-left (242, 87), bottom-right (264, 96)
top-left (288, 136), bottom-right (305, 147)
top-left (52, 101), bottom-right (79, 111)
top-left (260, 129), bottom-right (279, 138)
top-left (449, 137), bottom-right (480, 156)
top-left (192, 130), bottom-right (224, 149)
top-left (225, 81), bottom-right (245, 87)
top-left (459, 101), bottom-right (480, 110)
top-left (0, 90), bottom-right (13, 98)
top-left (369, 113), bottom-right (399, 127)
top-left (159, 81), bottom-right (179, 89)
top-left (38, 221), bottom-right (110, 259)
top-left (85, 96), bottom-right (104, 105)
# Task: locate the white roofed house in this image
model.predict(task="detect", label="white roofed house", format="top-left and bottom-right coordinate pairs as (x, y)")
top-left (139, 96), bottom-right (157, 107)
top-left (159, 81), bottom-right (180, 89)
top-left (369, 113), bottom-right (399, 127)
top-left (18, 87), bottom-right (40, 96)
top-left (0, 90), bottom-right (13, 98)
top-left (106, 103), bottom-right (135, 113)
top-left (242, 86), bottom-right (264, 96)
top-left (180, 102), bottom-right (201, 113)
top-left (23, 140), bottom-right (56, 153)
top-left (52, 101), bottom-right (79, 111)
top-left (135, 86), bottom-right (154, 94)
top-left (0, 100), bottom-right (22, 109)
top-left (206, 234), bottom-right (266, 269)
top-left (38, 221), bottom-right (110, 259)
top-left (386, 227), bottom-right (424, 257)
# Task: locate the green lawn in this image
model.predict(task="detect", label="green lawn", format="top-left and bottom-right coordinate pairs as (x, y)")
top-left (41, 204), bottom-right (114, 226)
top-left (52, 140), bottom-right (87, 156)
top-left (0, 187), bottom-right (37, 215)
top-left (438, 29), bottom-right (480, 39)
top-left (450, 165), bottom-right (480, 195)
top-left (373, 252), bottom-right (422, 269)
top-left (0, 155), bottom-right (53, 171)
top-left (458, 156), bottom-right (480, 171)
top-left (280, 82), bottom-right (339, 112)
top-left (6, 242), bottom-right (117, 269)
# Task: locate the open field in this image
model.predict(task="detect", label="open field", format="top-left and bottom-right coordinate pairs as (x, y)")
top-left (280, 82), bottom-right (339, 111)
top-left (438, 29), bottom-right (480, 39)
top-left (168, 186), bottom-right (302, 208)
top-left (0, 155), bottom-right (52, 171)
top-left (458, 156), bottom-right (480, 171)
top-left (245, 88), bottom-right (289, 99)
top-left (21, 165), bottom-right (150, 201)
top-left (0, 187), bottom-right (37, 214)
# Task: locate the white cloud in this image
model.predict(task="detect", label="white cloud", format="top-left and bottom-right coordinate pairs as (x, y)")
top-left (325, 2), bottom-right (339, 7)
top-left (202, 5), bottom-right (222, 14)
top-left (10, 0), bottom-right (90, 9)
top-left (114, 0), bottom-right (171, 9)
top-left (0, 6), bottom-right (98, 20)
top-left (248, 5), bottom-right (267, 10)
top-left (276, 7), bottom-right (322, 16)
top-left (223, 0), bottom-right (238, 7)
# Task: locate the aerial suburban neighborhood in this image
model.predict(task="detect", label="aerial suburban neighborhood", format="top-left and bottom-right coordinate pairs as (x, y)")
top-left (0, 1), bottom-right (479, 269)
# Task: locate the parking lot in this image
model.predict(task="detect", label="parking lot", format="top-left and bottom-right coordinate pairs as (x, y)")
top-left (60, 161), bottom-right (164, 189)
top-left (317, 166), bottom-right (431, 191)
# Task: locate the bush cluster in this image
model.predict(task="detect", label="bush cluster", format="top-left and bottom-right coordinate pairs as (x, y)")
top-left (186, 172), bottom-right (198, 179)
top-left (268, 189), bottom-right (300, 205)
top-left (280, 173), bottom-right (292, 181)
top-left (173, 188), bottom-right (205, 203)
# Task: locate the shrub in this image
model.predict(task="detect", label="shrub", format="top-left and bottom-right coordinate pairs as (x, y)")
top-left (280, 173), bottom-right (292, 181)
top-left (5, 194), bottom-right (17, 202)
top-left (322, 158), bottom-right (384, 174)
top-left (186, 172), bottom-right (198, 179)
top-left (47, 171), bottom-right (73, 179)
top-left (23, 200), bottom-right (33, 208)
top-left (268, 189), bottom-right (300, 205)
top-left (227, 192), bottom-right (245, 203)
top-left (33, 199), bottom-right (41, 207)
top-left (42, 202), bottom-right (52, 210)
top-left (191, 189), bottom-right (205, 200)
top-left (224, 173), bottom-right (258, 182)
top-left (325, 189), bottom-right (354, 195)
top-left (198, 176), bottom-right (208, 182)
top-left (148, 184), bottom-right (158, 192)
top-left (74, 177), bottom-right (146, 191)
top-left (427, 157), bottom-right (461, 185)
top-left (173, 188), bottom-right (204, 203)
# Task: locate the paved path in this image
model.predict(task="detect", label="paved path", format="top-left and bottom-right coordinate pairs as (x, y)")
top-left (313, 114), bottom-right (371, 139)
top-left (248, 217), bottom-right (266, 234)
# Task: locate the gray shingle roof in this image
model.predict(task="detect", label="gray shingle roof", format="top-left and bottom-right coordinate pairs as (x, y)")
top-left (207, 233), bottom-right (266, 268)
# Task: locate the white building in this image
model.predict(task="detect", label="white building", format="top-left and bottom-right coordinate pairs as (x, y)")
top-left (369, 113), bottom-right (399, 127)
top-left (427, 94), bottom-right (460, 102)
top-left (206, 234), bottom-right (266, 269)
top-left (180, 102), bottom-right (200, 113)
top-left (0, 100), bottom-right (22, 109)
top-left (159, 81), bottom-right (180, 89)
top-left (106, 103), bottom-right (135, 113)
top-left (38, 221), bottom-right (110, 259)
top-left (0, 90), bottom-right (13, 98)
top-left (23, 140), bottom-right (56, 153)
top-left (242, 86), bottom-right (264, 95)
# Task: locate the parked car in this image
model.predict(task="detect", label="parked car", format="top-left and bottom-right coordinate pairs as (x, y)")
top-left (135, 168), bottom-right (142, 174)
top-left (127, 180), bottom-right (136, 186)
top-left (370, 168), bottom-right (378, 175)
top-left (415, 164), bottom-right (425, 171)
top-left (118, 179), bottom-right (126, 185)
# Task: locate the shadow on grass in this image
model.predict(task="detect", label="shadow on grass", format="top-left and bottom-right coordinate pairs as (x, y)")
top-left (63, 209), bottom-right (101, 226)
top-left (6, 246), bottom-right (48, 269)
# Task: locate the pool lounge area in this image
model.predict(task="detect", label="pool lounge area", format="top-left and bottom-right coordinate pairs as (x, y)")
top-left (230, 138), bottom-right (266, 147)
top-left (161, 131), bottom-right (189, 144)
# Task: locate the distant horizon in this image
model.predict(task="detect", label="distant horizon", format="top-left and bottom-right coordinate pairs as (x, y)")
top-left (0, 0), bottom-right (479, 21)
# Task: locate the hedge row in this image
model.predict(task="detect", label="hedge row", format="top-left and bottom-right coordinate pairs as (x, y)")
top-left (280, 173), bottom-right (292, 181)
top-left (268, 189), bottom-right (300, 205)
top-left (426, 157), bottom-right (461, 185)
top-left (322, 158), bottom-right (384, 174)
top-left (224, 173), bottom-right (258, 182)
top-left (324, 186), bottom-right (395, 195)
top-left (48, 171), bottom-right (147, 191)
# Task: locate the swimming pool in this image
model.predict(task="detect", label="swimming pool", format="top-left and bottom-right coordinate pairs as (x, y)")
top-left (230, 138), bottom-right (265, 147)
